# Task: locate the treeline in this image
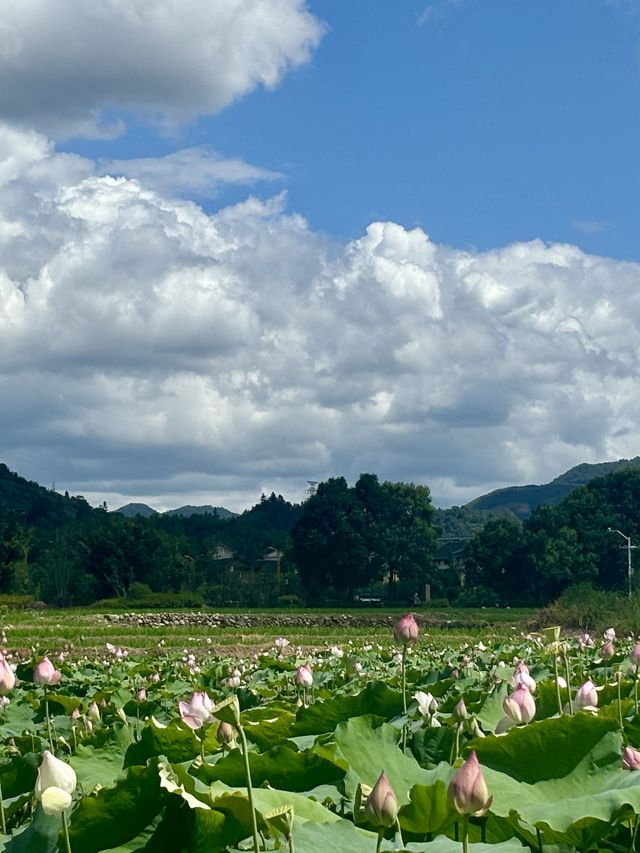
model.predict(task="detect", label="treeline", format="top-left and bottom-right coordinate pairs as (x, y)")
top-left (463, 467), bottom-right (640, 604)
top-left (2, 462), bottom-right (640, 607)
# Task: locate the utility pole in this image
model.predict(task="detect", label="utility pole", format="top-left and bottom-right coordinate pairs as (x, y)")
top-left (607, 528), bottom-right (637, 600)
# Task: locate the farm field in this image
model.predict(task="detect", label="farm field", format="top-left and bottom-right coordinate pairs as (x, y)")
top-left (0, 608), bottom-right (638, 851)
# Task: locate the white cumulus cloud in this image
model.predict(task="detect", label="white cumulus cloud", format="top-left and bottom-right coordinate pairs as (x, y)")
top-left (0, 0), bottom-right (324, 138)
top-left (2, 125), bottom-right (640, 510)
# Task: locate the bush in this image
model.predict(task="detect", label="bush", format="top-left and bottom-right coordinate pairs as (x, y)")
top-left (427, 598), bottom-right (450, 608)
top-left (532, 583), bottom-right (620, 632)
top-left (455, 586), bottom-right (500, 607)
top-left (0, 594), bottom-right (37, 609)
top-left (92, 591), bottom-right (205, 610)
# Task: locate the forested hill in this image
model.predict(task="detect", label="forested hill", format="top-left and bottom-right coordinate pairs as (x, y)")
top-left (464, 457), bottom-right (640, 519)
top-left (0, 463), bottom-right (98, 527)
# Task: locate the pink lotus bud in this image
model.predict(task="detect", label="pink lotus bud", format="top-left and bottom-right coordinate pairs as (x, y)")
top-left (511, 661), bottom-right (536, 693)
top-left (600, 639), bottom-right (615, 659)
top-left (453, 698), bottom-right (468, 721)
top-left (364, 771), bottom-right (399, 828)
top-left (503, 685), bottom-right (536, 725)
top-left (622, 746), bottom-right (640, 770)
top-left (448, 751), bottom-right (493, 816)
top-left (150, 672), bottom-right (160, 683)
top-left (217, 721), bottom-right (237, 745)
top-left (178, 691), bottom-right (214, 730)
top-left (579, 632), bottom-right (594, 650)
top-left (574, 679), bottom-right (598, 711)
top-left (71, 708), bottom-right (80, 722)
top-left (393, 613), bottom-right (419, 645)
top-left (33, 656), bottom-right (61, 686)
top-left (0, 653), bottom-right (15, 695)
top-left (629, 644), bottom-right (640, 665)
top-left (604, 627), bottom-right (616, 641)
top-left (136, 688), bottom-right (147, 702)
top-left (295, 664), bottom-right (313, 689)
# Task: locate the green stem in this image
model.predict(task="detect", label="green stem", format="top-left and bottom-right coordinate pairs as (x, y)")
top-left (395, 817), bottom-right (405, 850)
top-left (634, 670), bottom-right (638, 718)
top-left (631, 813), bottom-right (640, 853)
top-left (375, 827), bottom-right (384, 853)
top-left (44, 687), bottom-right (54, 750)
top-left (536, 826), bottom-right (543, 853)
top-left (0, 773), bottom-right (6, 835)
top-left (461, 814), bottom-right (469, 853)
top-left (238, 723), bottom-right (260, 853)
top-left (401, 644), bottom-right (408, 753)
top-left (200, 734), bottom-right (206, 763)
top-left (563, 648), bottom-right (573, 715)
top-left (553, 654), bottom-right (563, 716)
top-left (62, 809), bottom-right (72, 853)
top-left (618, 675), bottom-right (624, 730)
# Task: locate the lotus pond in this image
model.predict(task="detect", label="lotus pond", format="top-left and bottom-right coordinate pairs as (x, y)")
top-left (0, 616), bottom-right (639, 852)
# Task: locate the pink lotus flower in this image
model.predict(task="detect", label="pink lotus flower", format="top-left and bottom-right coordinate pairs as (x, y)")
top-left (622, 745), bottom-right (640, 770)
top-left (178, 691), bottom-right (214, 730)
top-left (295, 664), bottom-right (313, 688)
top-left (579, 632), bottom-right (595, 650)
top-left (604, 627), bottom-right (616, 641)
top-left (448, 751), bottom-right (493, 816)
top-left (574, 679), bottom-right (598, 711)
top-left (393, 613), bottom-right (419, 645)
top-left (364, 771), bottom-right (399, 828)
top-left (503, 685), bottom-right (536, 725)
top-left (0, 653), bottom-right (15, 695)
top-left (33, 656), bottom-right (61, 686)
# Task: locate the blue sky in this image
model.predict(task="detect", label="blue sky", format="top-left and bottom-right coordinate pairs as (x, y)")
top-left (62, 1), bottom-right (640, 259)
top-left (2, 1), bottom-right (640, 512)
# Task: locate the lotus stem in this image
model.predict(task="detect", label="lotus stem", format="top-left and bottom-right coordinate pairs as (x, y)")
top-left (62, 809), bottom-right (72, 853)
top-left (461, 814), bottom-right (469, 853)
top-left (553, 654), bottom-right (563, 716)
top-left (563, 647), bottom-right (573, 715)
top-left (618, 675), bottom-right (624, 730)
top-left (395, 817), bottom-right (405, 850)
top-left (536, 826), bottom-right (543, 853)
top-left (375, 827), bottom-right (384, 853)
top-left (634, 670), bottom-right (638, 717)
top-left (200, 734), bottom-right (206, 763)
top-left (44, 687), bottom-right (54, 750)
top-left (0, 773), bottom-right (6, 835)
top-left (401, 644), bottom-right (408, 752)
top-left (238, 722), bottom-right (260, 853)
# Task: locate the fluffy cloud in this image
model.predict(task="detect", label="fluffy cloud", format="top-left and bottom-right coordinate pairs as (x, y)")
top-left (2, 125), bottom-right (640, 510)
top-left (0, 0), bottom-right (324, 138)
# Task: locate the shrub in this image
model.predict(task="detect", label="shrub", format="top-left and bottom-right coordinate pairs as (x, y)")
top-left (92, 591), bottom-right (205, 610)
top-left (455, 586), bottom-right (500, 607)
top-left (532, 583), bottom-right (620, 632)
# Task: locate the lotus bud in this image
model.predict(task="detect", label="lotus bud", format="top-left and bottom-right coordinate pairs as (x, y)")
top-left (600, 639), bottom-right (615, 659)
top-left (150, 672), bottom-right (160, 683)
top-left (136, 688), bottom-right (147, 702)
top-left (295, 664), bottom-right (313, 689)
top-left (82, 717), bottom-right (93, 735)
top-left (33, 656), bottom-right (61, 686)
top-left (71, 708), bottom-right (80, 722)
top-left (453, 698), bottom-right (468, 721)
top-left (622, 745), bottom-right (640, 770)
top-left (629, 644), bottom-right (640, 666)
top-left (87, 702), bottom-right (100, 722)
top-left (468, 717), bottom-right (485, 739)
top-left (0, 653), bottom-right (15, 696)
top-left (393, 613), bottom-right (419, 645)
top-left (574, 679), bottom-right (598, 711)
top-left (217, 720), bottom-right (237, 745)
top-left (512, 661), bottom-right (536, 693)
top-left (579, 632), bottom-right (594, 650)
top-left (447, 751), bottom-right (492, 816)
top-left (503, 685), bottom-right (536, 724)
top-left (604, 627), bottom-right (616, 641)
top-left (178, 691), bottom-right (214, 730)
top-left (35, 751), bottom-right (76, 814)
top-left (364, 771), bottom-right (399, 828)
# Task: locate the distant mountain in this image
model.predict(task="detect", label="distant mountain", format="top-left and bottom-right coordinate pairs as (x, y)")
top-left (164, 505), bottom-right (236, 519)
top-left (113, 502), bottom-right (236, 519)
top-left (113, 503), bottom-right (158, 518)
top-left (465, 457), bottom-right (640, 519)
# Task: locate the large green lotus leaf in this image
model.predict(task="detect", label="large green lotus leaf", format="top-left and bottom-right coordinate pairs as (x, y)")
top-left (195, 742), bottom-right (344, 791)
top-left (321, 716), bottom-right (432, 803)
top-left (475, 683), bottom-right (509, 731)
top-left (123, 719), bottom-right (217, 767)
top-left (240, 704), bottom-right (296, 750)
top-left (469, 712), bottom-right (621, 783)
top-left (95, 816), bottom-right (162, 852)
top-left (402, 840), bottom-right (526, 852)
top-left (397, 776), bottom-right (456, 835)
top-left (291, 681), bottom-right (403, 736)
top-left (477, 725), bottom-right (640, 848)
top-left (0, 753), bottom-right (39, 799)
top-left (1, 804), bottom-right (62, 853)
top-left (410, 725), bottom-right (454, 768)
top-left (67, 762), bottom-right (164, 853)
top-left (71, 725), bottom-right (132, 792)
top-left (0, 699), bottom-right (38, 739)
top-left (530, 681), bottom-right (569, 721)
top-left (212, 783), bottom-right (383, 853)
